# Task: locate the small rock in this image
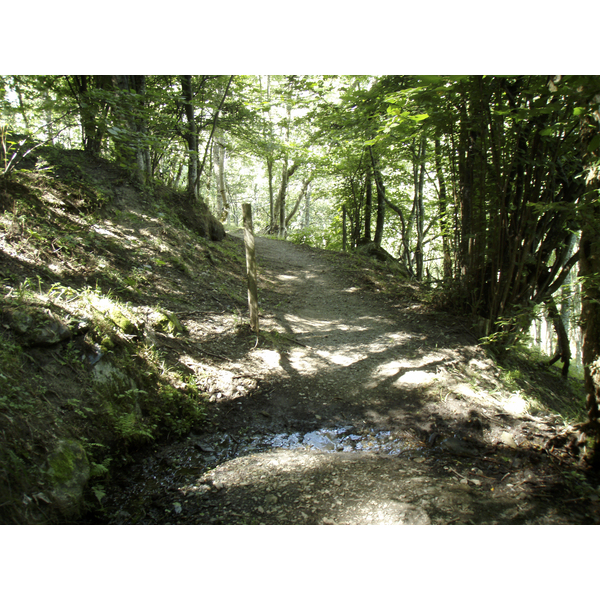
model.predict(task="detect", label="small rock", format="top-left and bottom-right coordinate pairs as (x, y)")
top-left (428, 432), bottom-right (441, 446)
top-left (500, 432), bottom-right (518, 448)
top-left (440, 436), bottom-right (478, 457)
top-left (195, 442), bottom-right (215, 453)
top-left (265, 494), bottom-right (278, 505)
top-left (46, 439), bottom-right (91, 518)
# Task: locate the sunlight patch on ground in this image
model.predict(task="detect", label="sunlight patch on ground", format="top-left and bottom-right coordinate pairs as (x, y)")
top-left (254, 349), bottom-right (282, 370)
top-left (92, 224), bottom-right (118, 238)
top-left (450, 382), bottom-right (480, 399)
top-left (372, 359), bottom-right (413, 377)
top-left (283, 314), bottom-right (336, 333)
top-left (315, 349), bottom-right (358, 367)
top-left (397, 370), bottom-right (438, 385)
top-left (287, 350), bottom-right (321, 375)
top-left (502, 392), bottom-right (528, 416)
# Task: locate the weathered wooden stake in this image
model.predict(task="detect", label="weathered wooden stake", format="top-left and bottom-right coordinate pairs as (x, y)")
top-left (242, 203), bottom-right (259, 332)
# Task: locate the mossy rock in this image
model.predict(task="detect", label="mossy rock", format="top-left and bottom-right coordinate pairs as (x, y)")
top-left (3, 307), bottom-right (72, 346)
top-left (109, 307), bottom-right (136, 335)
top-left (154, 311), bottom-right (184, 334)
top-left (46, 439), bottom-right (90, 518)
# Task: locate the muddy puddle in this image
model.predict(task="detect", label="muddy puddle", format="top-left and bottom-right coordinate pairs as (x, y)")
top-left (95, 426), bottom-right (429, 523)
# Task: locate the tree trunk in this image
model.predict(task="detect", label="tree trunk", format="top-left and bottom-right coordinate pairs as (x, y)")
top-left (342, 205), bottom-right (347, 252)
top-left (242, 204), bottom-right (259, 333)
top-left (68, 75), bottom-right (111, 155)
top-left (364, 170), bottom-right (372, 242)
top-left (111, 75), bottom-right (150, 185)
top-left (181, 75), bottom-right (199, 200)
top-left (214, 134), bottom-right (228, 222)
top-left (435, 138), bottom-right (453, 282)
top-left (286, 178), bottom-right (312, 228)
top-left (304, 182), bottom-right (311, 228)
top-left (267, 156), bottom-right (274, 230)
top-left (273, 160), bottom-right (299, 236)
top-left (579, 172), bottom-right (600, 425)
top-left (279, 158), bottom-right (287, 236)
top-left (414, 135), bottom-right (427, 281)
top-left (369, 149), bottom-right (386, 247)
top-left (132, 75), bottom-right (151, 185)
top-left (546, 296), bottom-right (571, 377)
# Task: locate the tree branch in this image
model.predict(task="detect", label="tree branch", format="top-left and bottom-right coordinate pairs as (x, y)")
top-left (197, 76), bottom-right (234, 183)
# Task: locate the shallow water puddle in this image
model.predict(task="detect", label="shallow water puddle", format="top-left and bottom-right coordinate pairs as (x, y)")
top-left (100, 426), bottom-right (426, 522)
top-left (259, 427), bottom-right (411, 455)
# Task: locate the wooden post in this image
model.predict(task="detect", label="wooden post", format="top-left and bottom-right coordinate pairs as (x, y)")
top-left (242, 203), bottom-right (259, 332)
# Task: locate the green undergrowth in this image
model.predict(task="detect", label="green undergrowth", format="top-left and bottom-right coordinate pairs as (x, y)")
top-left (491, 344), bottom-right (587, 424)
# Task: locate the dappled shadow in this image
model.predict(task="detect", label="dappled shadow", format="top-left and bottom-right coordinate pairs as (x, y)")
top-left (82, 233), bottom-right (600, 525)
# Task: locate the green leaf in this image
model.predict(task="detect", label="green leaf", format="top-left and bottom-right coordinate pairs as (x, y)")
top-left (588, 135), bottom-right (600, 154)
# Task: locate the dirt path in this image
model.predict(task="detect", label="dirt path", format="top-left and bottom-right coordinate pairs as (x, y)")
top-left (97, 233), bottom-right (600, 525)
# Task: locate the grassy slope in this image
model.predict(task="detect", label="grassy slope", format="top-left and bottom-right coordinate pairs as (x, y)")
top-left (0, 148), bottom-right (247, 523)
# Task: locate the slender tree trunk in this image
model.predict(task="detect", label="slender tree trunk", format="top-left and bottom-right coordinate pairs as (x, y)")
top-left (214, 134), bottom-right (228, 221)
top-left (279, 158), bottom-right (287, 236)
top-left (273, 161), bottom-right (300, 236)
top-left (132, 75), bottom-right (151, 185)
top-left (43, 90), bottom-right (53, 143)
top-left (435, 139), bottom-right (453, 282)
top-left (286, 178), bottom-right (312, 228)
top-left (369, 148), bottom-right (386, 247)
top-left (267, 156), bottom-right (274, 231)
top-left (546, 296), bottom-right (571, 377)
top-left (364, 169), bottom-right (372, 242)
top-left (342, 205), bottom-right (347, 252)
top-left (415, 135), bottom-right (427, 281)
top-left (181, 75), bottom-right (198, 200)
top-left (276, 102), bottom-right (293, 238)
top-left (304, 182), bottom-right (311, 228)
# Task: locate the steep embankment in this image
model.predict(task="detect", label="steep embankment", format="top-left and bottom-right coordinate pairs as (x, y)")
top-left (0, 148), bottom-right (596, 525)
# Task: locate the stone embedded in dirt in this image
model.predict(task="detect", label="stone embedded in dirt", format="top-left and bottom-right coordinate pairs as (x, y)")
top-left (4, 308), bottom-right (73, 346)
top-left (195, 442), bottom-right (215, 453)
top-left (500, 432), bottom-right (518, 448)
top-left (46, 439), bottom-right (90, 518)
top-left (439, 436), bottom-right (478, 457)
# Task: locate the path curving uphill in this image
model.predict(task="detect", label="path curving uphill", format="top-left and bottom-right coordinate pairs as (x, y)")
top-left (97, 233), bottom-right (598, 525)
